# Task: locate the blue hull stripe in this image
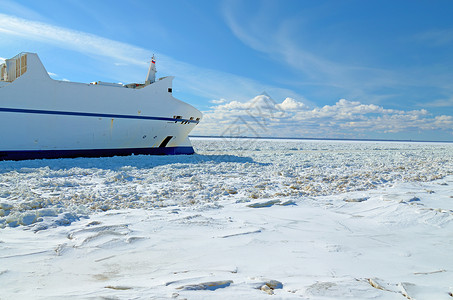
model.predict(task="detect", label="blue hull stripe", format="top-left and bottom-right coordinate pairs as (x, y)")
top-left (0, 147), bottom-right (195, 161)
top-left (0, 107), bottom-right (199, 124)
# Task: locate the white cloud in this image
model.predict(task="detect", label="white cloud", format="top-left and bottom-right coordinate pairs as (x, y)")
top-left (276, 97), bottom-right (308, 111)
top-left (192, 94), bottom-right (453, 138)
top-left (210, 99), bottom-right (227, 104)
top-left (0, 13), bottom-right (147, 65)
top-left (222, 2), bottom-right (394, 98)
top-left (424, 97), bottom-right (453, 108)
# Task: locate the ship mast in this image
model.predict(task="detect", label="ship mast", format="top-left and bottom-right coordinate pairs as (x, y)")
top-left (145, 55), bottom-right (156, 85)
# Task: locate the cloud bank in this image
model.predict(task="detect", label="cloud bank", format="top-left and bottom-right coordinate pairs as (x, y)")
top-left (193, 95), bottom-right (453, 139)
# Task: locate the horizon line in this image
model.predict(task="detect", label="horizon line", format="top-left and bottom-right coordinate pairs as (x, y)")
top-left (189, 135), bottom-right (453, 144)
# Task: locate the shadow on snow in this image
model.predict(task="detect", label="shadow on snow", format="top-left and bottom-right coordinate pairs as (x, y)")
top-left (0, 153), bottom-right (267, 173)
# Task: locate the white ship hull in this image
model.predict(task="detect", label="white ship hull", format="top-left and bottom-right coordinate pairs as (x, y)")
top-left (0, 53), bottom-right (202, 160)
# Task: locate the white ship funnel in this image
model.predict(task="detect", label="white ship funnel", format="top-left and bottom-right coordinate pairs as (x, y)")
top-left (145, 55), bottom-right (157, 85)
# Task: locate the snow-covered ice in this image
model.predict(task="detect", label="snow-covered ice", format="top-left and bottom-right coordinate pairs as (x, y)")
top-left (0, 138), bottom-right (452, 299)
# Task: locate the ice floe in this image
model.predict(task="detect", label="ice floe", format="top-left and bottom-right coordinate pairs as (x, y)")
top-left (0, 138), bottom-right (452, 299)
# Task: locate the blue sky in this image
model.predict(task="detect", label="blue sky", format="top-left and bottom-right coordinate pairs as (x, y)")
top-left (1, 0), bottom-right (452, 141)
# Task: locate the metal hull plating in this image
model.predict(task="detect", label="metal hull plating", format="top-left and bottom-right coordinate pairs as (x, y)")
top-left (0, 53), bottom-right (202, 161)
top-left (0, 147), bottom-right (196, 161)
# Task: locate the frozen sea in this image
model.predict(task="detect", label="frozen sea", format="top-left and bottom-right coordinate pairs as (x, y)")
top-left (0, 138), bottom-right (452, 299)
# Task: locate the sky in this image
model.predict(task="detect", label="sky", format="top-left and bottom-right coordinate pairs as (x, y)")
top-left (1, 0), bottom-right (453, 141)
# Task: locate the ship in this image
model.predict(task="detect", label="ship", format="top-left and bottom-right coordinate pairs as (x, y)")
top-left (0, 52), bottom-right (202, 161)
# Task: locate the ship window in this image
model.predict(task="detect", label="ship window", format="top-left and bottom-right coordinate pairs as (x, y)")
top-left (159, 136), bottom-right (173, 148)
top-left (168, 88), bottom-right (172, 93)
